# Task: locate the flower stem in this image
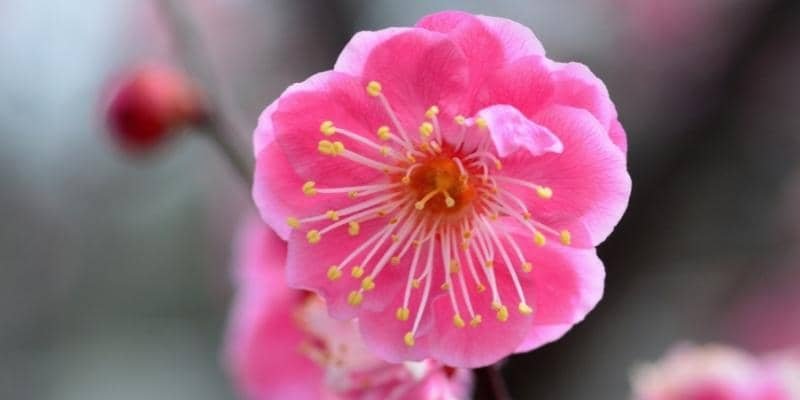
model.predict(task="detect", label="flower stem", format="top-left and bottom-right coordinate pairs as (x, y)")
top-left (157, 0), bottom-right (254, 187)
top-left (476, 364), bottom-right (512, 400)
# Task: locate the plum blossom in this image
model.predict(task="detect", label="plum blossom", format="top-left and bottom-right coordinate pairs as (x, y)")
top-left (253, 11), bottom-right (630, 367)
top-left (631, 344), bottom-right (794, 400)
top-left (225, 219), bottom-right (471, 400)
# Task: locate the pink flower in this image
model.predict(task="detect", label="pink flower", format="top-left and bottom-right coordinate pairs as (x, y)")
top-left (631, 344), bottom-right (794, 400)
top-left (253, 11), bottom-right (630, 367)
top-left (225, 219), bottom-right (472, 400)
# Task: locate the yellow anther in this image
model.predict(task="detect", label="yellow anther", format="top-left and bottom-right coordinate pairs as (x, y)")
top-left (445, 197), bottom-right (456, 208)
top-left (470, 314), bottom-right (483, 327)
top-left (463, 230), bottom-right (472, 239)
top-left (376, 126), bottom-right (391, 140)
top-left (325, 210), bottom-right (339, 221)
top-left (425, 105), bottom-right (440, 119)
top-left (307, 230), bottom-right (321, 244)
top-left (390, 256), bottom-right (401, 265)
top-left (351, 266), bottom-right (364, 279)
top-left (396, 307), bottom-right (410, 321)
top-left (419, 122), bottom-right (434, 137)
top-left (391, 234), bottom-right (400, 242)
top-left (414, 201), bottom-right (426, 210)
top-left (380, 146), bottom-right (391, 157)
top-left (476, 283), bottom-right (486, 293)
top-left (361, 276), bottom-right (375, 291)
top-left (494, 160), bottom-right (503, 170)
top-left (534, 231), bottom-right (546, 247)
top-left (302, 181), bottom-right (317, 196)
top-left (536, 186), bottom-right (553, 199)
top-left (560, 230), bottom-right (572, 246)
top-left (348, 191), bottom-right (359, 199)
top-left (440, 282), bottom-right (450, 291)
top-left (412, 279), bottom-right (421, 289)
top-left (403, 332), bottom-right (415, 347)
top-left (453, 314), bottom-right (466, 328)
top-left (327, 265), bottom-right (342, 281)
top-left (518, 302), bottom-right (534, 315)
top-left (449, 260), bottom-right (460, 274)
top-left (332, 141), bottom-right (345, 155)
top-left (522, 211), bottom-right (532, 220)
top-left (366, 80), bottom-right (382, 96)
top-left (496, 305), bottom-right (509, 322)
top-left (401, 176), bottom-right (411, 184)
top-left (286, 217), bottom-right (300, 229)
top-left (347, 290), bottom-right (363, 306)
top-left (454, 115), bottom-right (466, 125)
top-left (348, 221), bottom-right (360, 236)
top-left (317, 140), bottom-right (334, 155)
top-left (521, 261), bottom-right (533, 273)
top-left (475, 117), bottom-right (488, 129)
top-left (484, 260), bottom-right (494, 268)
top-left (319, 120), bottom-right (336, 136)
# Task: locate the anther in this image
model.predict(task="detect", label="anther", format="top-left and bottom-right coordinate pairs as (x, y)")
top-left (351, 266), bottom-right (365, 279)
top-left (347, 290), bottom-right (363, 306)
top-left (396, 307), bottom-right (410, 321)
top-left (390, 255), bottom-right (401, 265)
top-left (440, 282), bottom-right (450, 291)
top-left (286, 217), bottom-right (300, 229)
top-left (348, 221), bottom-right (360, 236)
top-left (470, 314), bottom-right (482, 327)
top-left (560, 230), bottom-right (571, 246)
top-left (425, 105), bottom-right (439, 119)
top-left (391, 234), bottom-right (400, 243)
top-left (306, 230), bottom-right (321, 244)
top-left (475, 117), bottom-right (488, 129)
top-left (454, 115), bottom-right (466, 125)
top-left (484, 260), bottom-right (494, 268)
top-left (521, 262), bottom-right (533, 273)
top-left (412, 279), bottom-right (421, 289)
top-left (403, 332), bottom-right (415, 347)
top-left (325, 210), bottom-right (339, 221)
top-left (419, 122), bottom-right (434, 138)
top-left (534, 231), bottom-right (546, 247)
top-left (496, 305), bottom-right (509, 322)
top-left (476, 283), bottom-right (486, 293)
top-left (361, 276), bottom-right (375, 291)
top-left (319, 120), bottom-right (336, 136)
top-left (536, 186), bottom-right (553, 199)
top-left (327, 266), bottom-right (342, 281)
top-left (444, 192), bottom-right (456, 208)
top-left (518, 302), bottom-right (534, 315)
top-left (453, 314), bottom-right (466, 328)
top-left (449, 260), bottom-right (460, 274)
top-left (302, 181), bottom-right (317, 196)
top-left (376, 126), bottom-right (391, 140)
top-left (348, 191), bottom-right (358, 199)
top-left (366, 81), bottom-right (382, 97)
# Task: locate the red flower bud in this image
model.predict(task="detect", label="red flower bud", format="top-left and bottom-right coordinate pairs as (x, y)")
top-left (104, 64), bottom-right (204, 152)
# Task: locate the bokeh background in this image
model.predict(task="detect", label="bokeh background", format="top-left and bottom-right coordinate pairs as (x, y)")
top-left (2, 0), bottom-right (799, 399)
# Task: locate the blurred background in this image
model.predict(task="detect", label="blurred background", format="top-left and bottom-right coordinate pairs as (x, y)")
top-left (1, 0), bottom-right (799, 399)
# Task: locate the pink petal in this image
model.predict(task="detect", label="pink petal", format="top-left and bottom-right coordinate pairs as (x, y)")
top-left (427, 262), bottom-right (536, 367)
top-left (476, 104), bottom-right (563, 157)
top-left (416, 11), bottom-right (545, 69)
top-left (253, 71), bottom-right (332, 156)
top-left (285, 217), bottom-right (408, 321)
top-left (334, 27), bottom-right (414, 76)
top-left (548, 61), bottom-right (627, 154)
top-left (500, 105), bottom-right (631, 246)
top-left (509, 236), bottom-right (605, 353)
top-left (472, 55), bottom-right (555, 116)
top-left (358, 28), bottom-right (470, 127)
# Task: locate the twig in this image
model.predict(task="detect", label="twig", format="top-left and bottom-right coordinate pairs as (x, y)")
top-left (156, 0), bottom-right (254, 187)
top-left (476, 364), bottom-right (512, 400)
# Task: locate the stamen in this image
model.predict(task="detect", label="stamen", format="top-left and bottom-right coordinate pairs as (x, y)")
top-left (320, 120), bottom-right (336, 136)
top-left (302, 181), bottom-right (317, 196)
top-left (414, 189), bottom-right (441, 210)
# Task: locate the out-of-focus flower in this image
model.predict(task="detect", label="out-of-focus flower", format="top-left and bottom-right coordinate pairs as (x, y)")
top-left (103, 64), bottom-right (204, 152)
top-left (252, 10), bottom-right (630, 368)
top-left (225, 219), bottom-right (472, 400)
top-left (631, 343), bottom-right (794, 400)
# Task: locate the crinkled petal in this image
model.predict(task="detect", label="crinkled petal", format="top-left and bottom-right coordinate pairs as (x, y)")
top-left (477, 104), bottom-right (563, 157)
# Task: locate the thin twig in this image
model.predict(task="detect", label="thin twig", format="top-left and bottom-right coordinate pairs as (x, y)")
top-left (476, 364), bottom-right (512, 400)
top-left (156, 0), bottom-right (254, 187)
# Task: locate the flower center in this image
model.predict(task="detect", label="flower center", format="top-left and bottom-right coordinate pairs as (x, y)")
top-left (405, 153), bottom-right (477, 215)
